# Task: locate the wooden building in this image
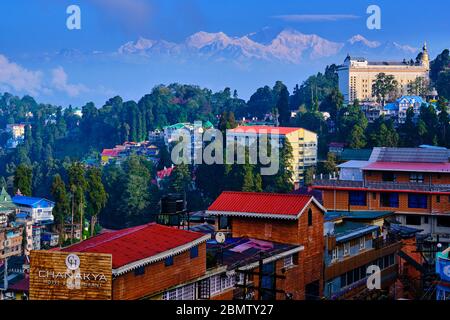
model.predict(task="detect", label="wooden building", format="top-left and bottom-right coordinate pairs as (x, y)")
top-left (206, 192), bottom-right (326, 300)
top-left (57, 223), bottom-right (210, 300)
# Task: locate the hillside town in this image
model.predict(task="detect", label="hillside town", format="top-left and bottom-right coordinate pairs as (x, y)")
top-left (0, 3), bottom-right (450, 303)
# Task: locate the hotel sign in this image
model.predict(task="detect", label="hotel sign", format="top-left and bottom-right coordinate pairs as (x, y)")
top-left (30, 251), bottom-right (113, 300)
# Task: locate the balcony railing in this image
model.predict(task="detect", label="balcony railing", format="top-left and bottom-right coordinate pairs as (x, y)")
top-left (314, 179), bottom-right (450, 192)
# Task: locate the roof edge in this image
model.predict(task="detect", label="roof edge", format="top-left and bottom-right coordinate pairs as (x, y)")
top-left (112, 233), bottom-right (211, 276)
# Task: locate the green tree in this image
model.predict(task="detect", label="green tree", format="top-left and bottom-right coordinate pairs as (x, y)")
top-left (13, 164), bottom-right (32, 195)
top-left (85, 167), bottom-right (108, 236)
top-left (324, 152), bottom-right (338, 174)
top-left (51, 174), bottom-right (69, 242)
top-left (372, 73), bottom-right (399, 106)
top-left (349, 125), bottom-right (367, 149)
top-left (276, 85), bottom-right (290, 126)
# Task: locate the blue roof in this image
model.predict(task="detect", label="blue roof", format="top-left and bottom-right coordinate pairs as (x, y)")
top-left (397, 96), bottom-right (425, 105)
top-left (384, 103), bottom-right (397, 111)
top-left (12, 196), bottom-right (54, 208)
top-left (333, 222), bottom-right (379, 243)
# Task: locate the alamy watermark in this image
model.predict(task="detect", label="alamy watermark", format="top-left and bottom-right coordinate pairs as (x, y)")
top-left (367, 5), bottom-right (381, 30)
top-left (66, 5), bottom-right (81, 30)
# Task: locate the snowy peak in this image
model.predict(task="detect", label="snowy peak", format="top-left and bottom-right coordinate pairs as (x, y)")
top-left (348, 34), bottom-right (381, 48)
top-left (117, 29), bottom-right (420, 65)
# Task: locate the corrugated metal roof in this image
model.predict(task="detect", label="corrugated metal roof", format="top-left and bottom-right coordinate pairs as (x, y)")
top-left (363, 161), bottom-right (450, 173)
top-left (207, 192), bottom-right (322, 219)
top-left (370, 147), bottom-right (449, 163)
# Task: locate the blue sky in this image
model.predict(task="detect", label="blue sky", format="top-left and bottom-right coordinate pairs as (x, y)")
top-left (0, 0), bottom-right (449, 107)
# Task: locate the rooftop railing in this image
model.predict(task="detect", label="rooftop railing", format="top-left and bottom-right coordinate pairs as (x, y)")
top-left (313, 178), bottom-right (450, 192)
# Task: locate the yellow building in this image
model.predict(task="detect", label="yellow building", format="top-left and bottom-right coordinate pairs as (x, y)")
top-left (338, 43), bottom-right (430, 103)
top-left (227, 126), bottom-right (318, 187)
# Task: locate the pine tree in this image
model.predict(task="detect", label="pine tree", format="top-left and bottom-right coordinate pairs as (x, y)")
top-left (85, 167), bottom-right (107, 236)
top-left (277, 86), bottom-right (290, 126)
top-left (13, 164), bottom-right (32, 196)
top-left (51, 174), bottom-right (69, 243)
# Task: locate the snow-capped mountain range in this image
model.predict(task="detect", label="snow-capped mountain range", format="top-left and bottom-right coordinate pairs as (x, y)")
top-left (117, 28), bottom-right (420, 64)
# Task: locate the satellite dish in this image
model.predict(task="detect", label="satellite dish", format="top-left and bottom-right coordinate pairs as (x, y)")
top-left (215, 232), bottom-right (226, 244)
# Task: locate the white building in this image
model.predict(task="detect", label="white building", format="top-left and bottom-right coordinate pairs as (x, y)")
top-left (338, 44), bottom-right (430, 103)
top-left (12, 196), bottom-right (54, 225)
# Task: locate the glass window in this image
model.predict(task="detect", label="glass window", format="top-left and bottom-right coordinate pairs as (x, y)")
top-left (134, 266), bottom-right (145, 276)
top-left (332, 247), bottom-right (338, 261)
top-left (165, 256), bottom-right (174, 267)
top-left (359, 237), bottom-right (365, 250)
top-left (284, 255), bottom-right (294, 268)
top-left (349, 191), bottom-right (367, 206)
top-left (190, 246), bottom-right (199, 259)
top-left (382, 173), bottom-right (396, 182)
top-left (343, 242), bottom-right (350, 256)
top-left (408, 194), bottom-right (428, 209)
top-left (410, 173), bottom-right (424, 183)
top-left (308, 209), bottom-right (313, 226)
top-left (380, 193), bottom-right (399, 208)
top-left (406, 215), bottom-right (421, 226)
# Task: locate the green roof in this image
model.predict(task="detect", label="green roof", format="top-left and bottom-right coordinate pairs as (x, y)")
top-left (163, 123), bottom-right (187, 130)
top-left (326, 210), bottom-right (394, 222)
top-left (0, 187), bottom-right (17, 212)
top-left (203, 121), bottom-right (213, 129)
top-left (339, 149), bottom-right (372, 161)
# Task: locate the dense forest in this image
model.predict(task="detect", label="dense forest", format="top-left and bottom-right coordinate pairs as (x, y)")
top-left (0, 49), bottom-right (448, 232)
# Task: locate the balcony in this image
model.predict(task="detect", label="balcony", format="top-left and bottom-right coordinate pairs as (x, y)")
top-left (314, 179), bottom-right (450, 192)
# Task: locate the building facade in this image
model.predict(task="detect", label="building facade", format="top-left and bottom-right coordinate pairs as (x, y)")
top-left (313, 147), bottom-right (450, 244)
top-left (207, 192), bottom-right (326, 299)
top-left (338, 44), bottom-right (430, 103)
top-left (227, 126), bottom-right (318, 187)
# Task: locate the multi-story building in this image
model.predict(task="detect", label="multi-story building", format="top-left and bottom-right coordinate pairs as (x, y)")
top-left (0, 226), bottom-right (23, 260)
top-left (0, 188), bottom-right (18, 228)
top-left (227, 126), bottom-right (318, 187)
top-left (338, 44), bottom-right (430, 103)
top-left (324, 214), bottom-right (402, 299)
top-left (12, 195), bottom-right (54, 225)
top-left (207, 192), bottom-right (326, 299)
top-left (313, 147), bottom-right (450, 244)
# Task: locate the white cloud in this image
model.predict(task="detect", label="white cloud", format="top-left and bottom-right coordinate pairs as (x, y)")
top-left (51, 66), bottom-right (88, 97)
top-left (0, 54), bottom-right (44, 95)
top-left (272, 14), bottom-right (360, 22)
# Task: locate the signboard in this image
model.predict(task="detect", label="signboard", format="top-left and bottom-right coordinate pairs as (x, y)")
top-left (30, 251), bottom-right (113, 300)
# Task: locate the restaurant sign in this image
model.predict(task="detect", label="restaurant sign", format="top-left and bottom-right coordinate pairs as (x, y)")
top-left (30, 250), bottom-right (112, 300)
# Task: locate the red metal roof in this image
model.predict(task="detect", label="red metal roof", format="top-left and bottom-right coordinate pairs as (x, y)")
top-left (61, 223), bottom-right (207, 269)
top-left (207, 192), bottom-right (320, 218)
top-left (228, 126), bottom-right (300, 135)
top-left (363, 162), bottom-right (450, 173)
top-left (101, 149), bottom-right (121, 157)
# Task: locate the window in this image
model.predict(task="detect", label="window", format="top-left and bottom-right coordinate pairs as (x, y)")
top-left (359, 237), bottom-right (365, 250)
top-left (332, 248), bottom-right (338, 262)
top-left (380, 193), bottom-right (399, 208)
top-left (372, 193), bottom-right (377, 200)
top-left (410, 173), bottom-right (424, 183)
top-left (134, 266), bottom-right (145, 276)
top-left (218, 216), bottom-right (230, 230)
top-left (162, 284), bottom-right (196, 300)
top-left (436, 195), bottom-right (441, 203)
top-left (343, 242), bottom-right (350, 256)
top-left (190, 246), bottom-right (199, 259)
top-left (349, 191), bottom-right (367, 206)
top-left (408, 194), bottom-right (428, 209)
top-left (308, 209), bottom-right (313, 226)
top-left (406, 215), bottom-right (422, 226)
top-left (437, 217), bottom-right (450, 228)
top-left (284, 255), bottom-right (294, 268)
top-left (165, 256), bottom-right (174, 267)
top-left (382, 172), bottom-right (396, 182)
